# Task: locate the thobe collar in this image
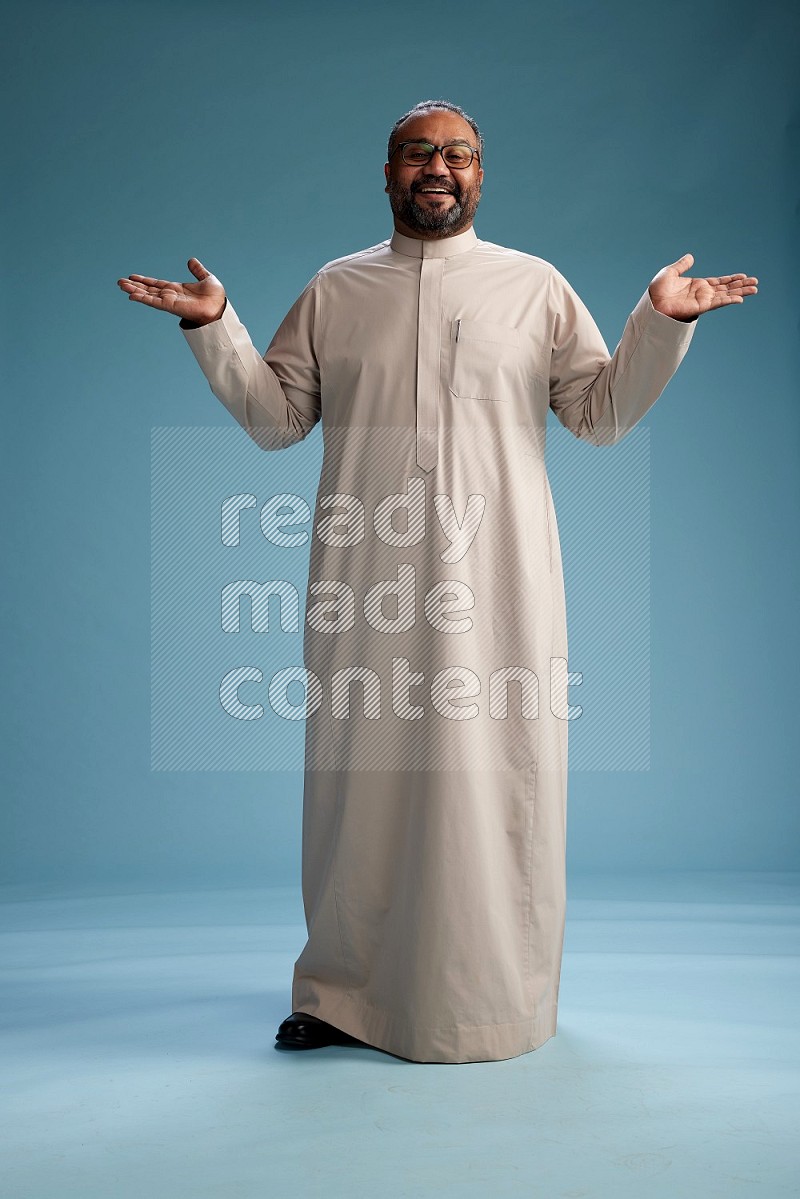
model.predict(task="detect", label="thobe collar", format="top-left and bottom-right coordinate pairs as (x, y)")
top-left (389, 225), bottom-right (478, 258)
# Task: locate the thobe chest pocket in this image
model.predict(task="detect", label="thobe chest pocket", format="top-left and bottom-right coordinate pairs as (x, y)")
top-left (449, 318), bottom-right (521, 400)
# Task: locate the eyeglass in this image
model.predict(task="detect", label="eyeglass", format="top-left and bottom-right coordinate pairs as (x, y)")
top-left (390, 140), bottom-right (481, 169)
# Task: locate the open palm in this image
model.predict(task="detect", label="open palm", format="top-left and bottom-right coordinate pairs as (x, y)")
top-left (117, 257), bottom-right (226, 324)
top-left (649, 253), bottom-right (758, 321)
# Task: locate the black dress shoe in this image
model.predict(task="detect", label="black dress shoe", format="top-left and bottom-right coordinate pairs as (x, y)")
top-left (275, 1012), bottom-right (365, 1049)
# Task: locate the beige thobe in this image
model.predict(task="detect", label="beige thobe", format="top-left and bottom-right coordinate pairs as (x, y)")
top-left (182, 224), bottom-right (696, 1063)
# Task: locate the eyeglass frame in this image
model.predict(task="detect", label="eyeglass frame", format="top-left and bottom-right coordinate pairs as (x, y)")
top-left (388, 140), bottom-right (482, 169)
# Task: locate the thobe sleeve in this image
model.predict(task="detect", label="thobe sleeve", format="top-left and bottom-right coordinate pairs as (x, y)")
top-left (180, 274), bottom-right (322, 451)
top-left (547, 267), bottom-right (696, 446)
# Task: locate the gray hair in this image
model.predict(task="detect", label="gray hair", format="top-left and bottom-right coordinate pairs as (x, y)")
top-left (387, 99), bottom-right (484, 164)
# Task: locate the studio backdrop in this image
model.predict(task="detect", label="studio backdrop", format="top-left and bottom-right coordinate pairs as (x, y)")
top-left (2, 0), bottom-right (796, 888)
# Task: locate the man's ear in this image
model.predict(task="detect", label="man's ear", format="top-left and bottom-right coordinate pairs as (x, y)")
top-left (384, 163), bottom-right (390, 192)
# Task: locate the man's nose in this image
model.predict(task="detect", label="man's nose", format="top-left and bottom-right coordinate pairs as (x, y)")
top-left (426, 148), bottom-right (452, 173)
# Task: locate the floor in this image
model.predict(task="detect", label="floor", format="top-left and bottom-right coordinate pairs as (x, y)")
top-left (1, 872), bottom-right (797, 1198)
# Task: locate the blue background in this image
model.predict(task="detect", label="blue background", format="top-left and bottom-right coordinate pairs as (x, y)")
top-left (3, 0), bottom-right (797, 887)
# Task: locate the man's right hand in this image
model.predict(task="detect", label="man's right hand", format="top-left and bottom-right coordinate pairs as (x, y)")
top-left (116, 258), bottom-right (227, 326)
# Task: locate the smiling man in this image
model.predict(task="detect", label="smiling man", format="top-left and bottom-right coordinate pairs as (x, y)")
top-left (384, 107), bottom-right (484, 237)
top-left (118, 99), bottom-right (757, 1065)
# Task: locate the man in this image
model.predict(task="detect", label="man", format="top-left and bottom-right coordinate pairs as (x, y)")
top-left (118, 100), bottom-right (757, 1064)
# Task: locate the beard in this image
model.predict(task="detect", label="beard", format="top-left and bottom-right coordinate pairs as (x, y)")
top-left (386, 173), bottom-right (482, 236)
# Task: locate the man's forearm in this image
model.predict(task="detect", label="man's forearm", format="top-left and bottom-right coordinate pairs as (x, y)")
top-left (549, 279), bottom-right (697, 445)
top-left (180, 293), bottom-right (321, 450)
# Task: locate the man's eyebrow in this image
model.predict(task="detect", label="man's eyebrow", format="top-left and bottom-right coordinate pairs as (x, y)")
top-left (400, 136), bottom-right (473, 145)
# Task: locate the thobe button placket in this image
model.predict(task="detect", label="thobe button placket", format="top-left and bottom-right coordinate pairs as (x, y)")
top-left (415, 256), bottom-right (444, 473)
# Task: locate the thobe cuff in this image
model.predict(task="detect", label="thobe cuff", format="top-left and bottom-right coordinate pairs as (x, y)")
top-left (180, 297), bottom-right (246, 358)
top-left (629, 288), bottom-right (698, 353)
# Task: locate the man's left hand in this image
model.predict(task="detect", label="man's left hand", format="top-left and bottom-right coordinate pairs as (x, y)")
top-left (648, 254), bottom-right (758, 322)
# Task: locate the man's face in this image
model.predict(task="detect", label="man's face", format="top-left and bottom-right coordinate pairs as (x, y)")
top-left (384, 110), bottom-right (484, 238)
